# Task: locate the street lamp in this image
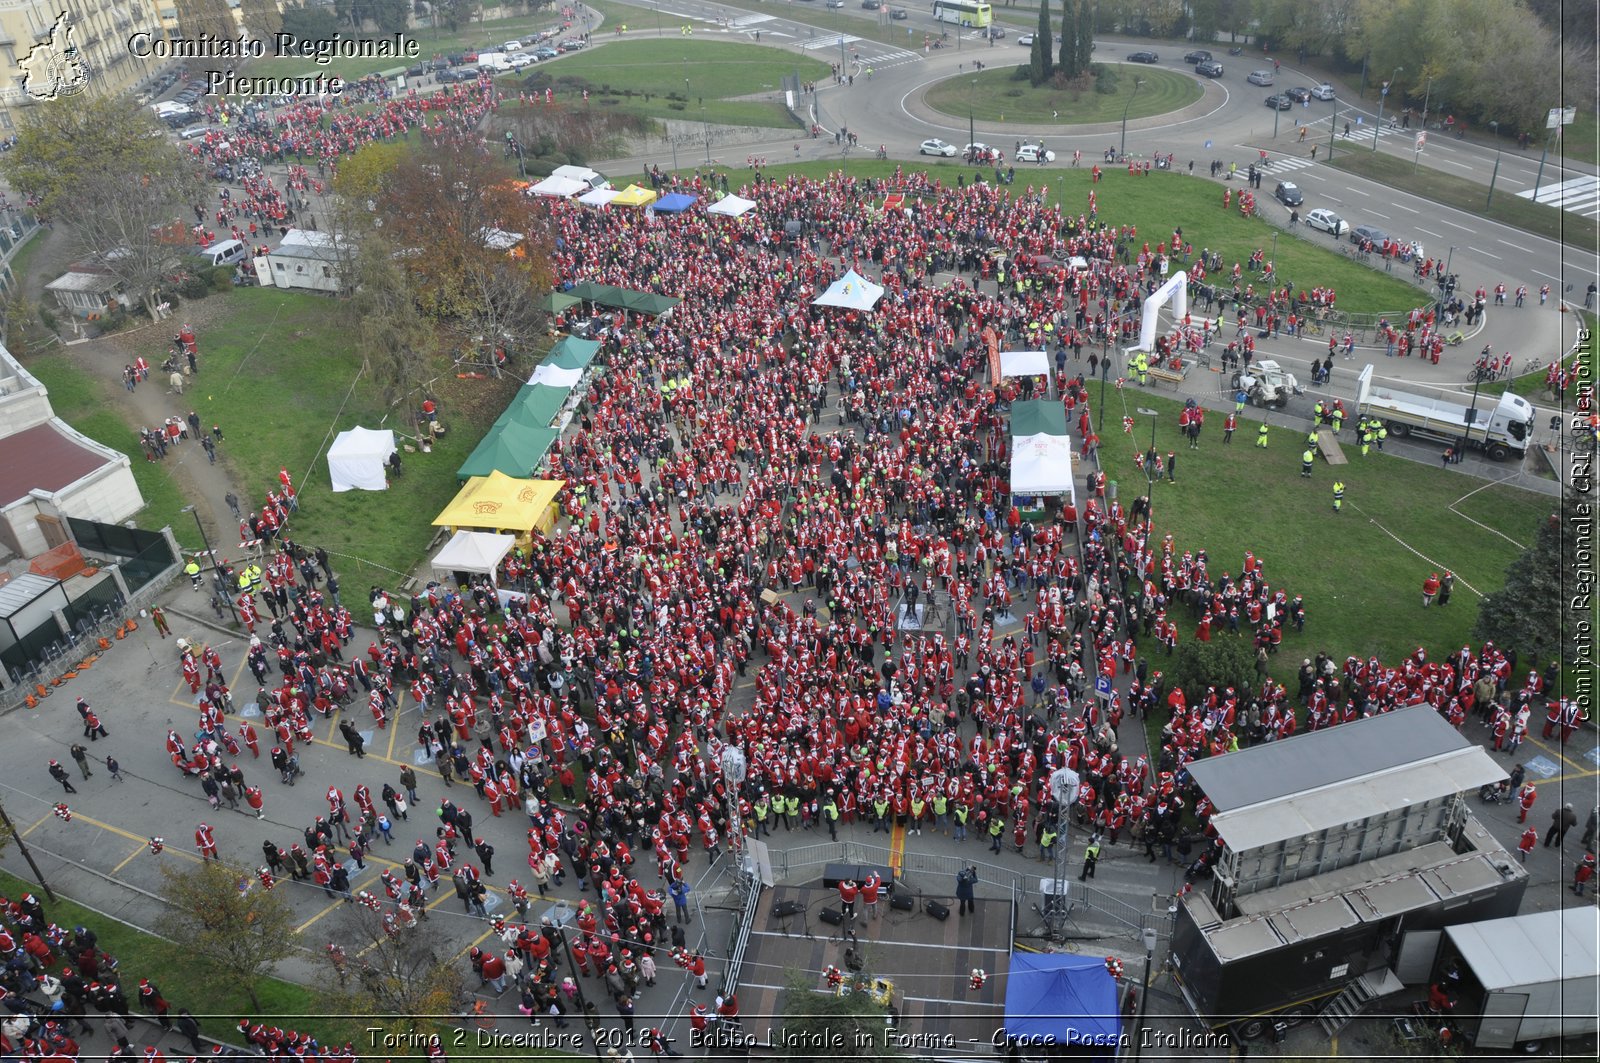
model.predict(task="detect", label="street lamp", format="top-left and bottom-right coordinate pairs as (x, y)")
top-left (1097, 340), bottom-right (1112, 432)
top-left (1120, 78), bottom-right (1145, 160)
top-left (1413, 74), bottom-right (1434, 173)
top-left (1373, 66), bottom-right (1402, 151)
top-left (1138, 406), bottom-right (1159, 511)
top-left (180, 503), bottom-right (234, 621)
top-left (1130, 928), bottom-right (1160, 1063)
top-left (1487, 121), bottom-right (1503, 207)
top-left (969, 78), bottom-right (977, 158)
top-left (0, 801), bottom-right (57, 901)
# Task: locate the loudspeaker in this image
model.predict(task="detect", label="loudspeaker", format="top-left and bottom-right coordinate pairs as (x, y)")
top-left (772, 900), bottom-right (805, 918)
top-left (890, 893), bottom-right (915, 912)
top-left (818, 906), bottom-right (844, 926)
top-left (924, 900), bottom-right (950, 921)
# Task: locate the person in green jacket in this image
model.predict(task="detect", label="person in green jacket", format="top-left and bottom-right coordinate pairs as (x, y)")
top-left (1079, 835), bottom-right (1102, 880)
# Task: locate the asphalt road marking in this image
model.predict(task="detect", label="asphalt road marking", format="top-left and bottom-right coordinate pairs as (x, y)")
top-left (1473, 248), bottom-right (1502, 260)
top-left (1439, 218), bottom-right (1472, 230)
top-left (1498, 239), bottom-right (1535, 253)
top-left (1532, 269), bottom-right (1562, 282)
top-left (1367, 211), bottom-right (1390, 219)
top-left (1350, 188), bottom-right (1369, 196)
top-left (1391, 203), bottom-right (1418, 213)
top-left (1416, 227), bottom-right (1442, 237)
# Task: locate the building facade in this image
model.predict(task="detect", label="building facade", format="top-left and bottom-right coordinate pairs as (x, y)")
top-left (0, 0), bottom-right (171, 130)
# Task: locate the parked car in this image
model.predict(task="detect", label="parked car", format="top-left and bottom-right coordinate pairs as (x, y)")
top-left (1183, 50), bottom-right (1213, 64)
top-left (890, 7), bottom-right (908, 17)
top-left (1018, 34), bottom-right (1035, 46)
top-left (1305, 208), bottom-right (1348, 235)
top-left (920, 138), bottom-right (958, 157)
top-left (827, 0), bottom-right (845, 7)
top-left (1015, 144), bottom-right (1056, 163)
top-left (506, 52), bottom-right (536, 70)
top-left (1264, 93), bottom-right (1292, 110)
top-left (1196, 60), bottom-right (1224, 77)
top-left (1311, 82), bottom-right (1336, 100)
top-left (178, 125), bottom-right (214, 141)
top-left (1127, 50), bottom-right (1159, 63)
top-left (557, 39), bottom-right (587, 51)
top-left (964, 143), bottom-right (1002, 162)
top-left (862, 0), bottom-right (881, 7)
top-left (534, 47), bottom-right (559, 61)
top-left (1246, 69), bottom-right (1275, 86)
top-left (1350, 224), bottom-right (1388, 246)
top-left (1273, 181), bottom-right (1304, 207)
top-left (1285, 86), bottom-right (1312, 103)
top-left (502, 39), bottom-right (523, 51)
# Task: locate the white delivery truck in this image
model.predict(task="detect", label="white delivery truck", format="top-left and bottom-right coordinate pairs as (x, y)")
top-left (476, 52), bottom-right (511, 72)
top-left (1424, 907), bottom-right (1599, 1053)
top-left (1355, 365), bottom-right (1536, 460)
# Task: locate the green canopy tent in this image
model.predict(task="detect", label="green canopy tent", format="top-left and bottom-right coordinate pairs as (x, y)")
top-left (456, 420), bottom-right (559, 480)
top-left (540, 291), bottom-right (583, 315)
top-left (529, 337), bottom-right (602, 386)
top-left (567, 281), bottom-right (681, 318)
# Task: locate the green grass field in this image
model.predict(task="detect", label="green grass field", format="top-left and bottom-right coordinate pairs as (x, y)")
top-left (925, 64), bottom-right (1203, 125)
top-left (1104, 391), bottom-right (1543, 677)
top-left (550, 38), bottom-right (829, 99)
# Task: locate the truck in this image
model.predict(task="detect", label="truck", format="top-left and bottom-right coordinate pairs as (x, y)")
top-left (1355, 364), bottom-right (1536, 460)
top-left (1232, 359), bottom-right (1301, 408)
top-left (1420, 907), bottom-right (1599, 1053)
top-left (476, 52), bottom-right (511, 72)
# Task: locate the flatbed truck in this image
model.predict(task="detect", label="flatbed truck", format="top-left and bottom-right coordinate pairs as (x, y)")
top-left (1354, 365), bottom-right (1536, 460)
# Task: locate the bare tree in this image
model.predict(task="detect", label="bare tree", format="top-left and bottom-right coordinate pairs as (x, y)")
top-left (159, 861), bottom-right (298, 1010)
top-left (320, 906), bottom-right (467, 1042)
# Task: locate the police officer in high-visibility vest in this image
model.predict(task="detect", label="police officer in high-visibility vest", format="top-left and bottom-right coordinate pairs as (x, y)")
top-left (1039, 822), bottom-right (1059, 862)
top-left (1079, 836), bottom-right (1101, 880)
top-left (933, 792), bottom-right (949, 836)
top-left (953, 801), bottom-right (970, 842)
top-left (821, 792), bottom-right (839, 841)
top-left (1301, 447), bottom-right (1315, 477)
top-left (988, 814), bottom-right (1006, 854)
top-left (909, 793), bottom-right (926, 836)
top-left (872, 793), bottom-right (891, 834)
top-left (185, 557), bottom-right (202, 590)
top-left (784, 791), bottom-right (800, 831)
top-left (1333, 480), bottom-right (1346, 512)
top-left (753, 793), bottom-right (771, 838)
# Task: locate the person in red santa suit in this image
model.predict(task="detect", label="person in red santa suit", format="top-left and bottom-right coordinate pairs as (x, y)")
top-left (194, 822), bottom-right (218, 860)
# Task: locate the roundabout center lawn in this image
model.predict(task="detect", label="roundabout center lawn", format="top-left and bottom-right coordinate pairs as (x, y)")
top-left (551, 38), bottom-right (829, 100)
top-left (925, 65), bottom-right (1202, 126)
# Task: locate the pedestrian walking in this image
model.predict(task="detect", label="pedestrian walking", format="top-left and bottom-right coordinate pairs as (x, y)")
top-left (69, 743), bottom-right (93, 779)
top-left (48, 759), bottom-right (77, 794)
top-left (1546, 803), bottom-right (1577, 847)
top-left (338, 719), bottom-right (366, 757)
top-left (1574, 852), bottom-right (1596, 896)
top-left (105, 754), bottom-right (124, 781)
top-left (150, 605), bottom-right (170, 638)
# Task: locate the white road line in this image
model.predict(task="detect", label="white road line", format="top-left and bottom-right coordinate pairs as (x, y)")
top-left (1498, 239), bottom-right (1534, 253)
top-left (1304, 173), bottom-right (1327, 181)
top-left (1350, 188), bottom-right (1369, 196)
top-left (1323, 196), bottom-right (1342, 203)
top-left (1439, 219), bottom-right (1473, 231)
top-left (1532, 270), bottom-right (1561, 282)
top-left (1441, 159), bottom-right (1475, 170)
top-left (1391, 203), bottom-right (1418, 213)
top-left (1367, 211), bottom-right (1390, 219)
top-left (1472, 248), bottom-right (1502, 260)
top-left (1416, 227), bottom-right (1442, 237)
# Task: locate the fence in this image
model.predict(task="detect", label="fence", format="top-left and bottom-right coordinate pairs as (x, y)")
top-left (722, 865), bottom-right (765, 995)
top-left (67, 518), bottom-right (177, 595)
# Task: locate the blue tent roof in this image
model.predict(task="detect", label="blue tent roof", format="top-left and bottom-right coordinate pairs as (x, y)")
top-left (1003, 953), bottom-right (1121, 1052)
top-left (654, 192), bottom-right (698, 214)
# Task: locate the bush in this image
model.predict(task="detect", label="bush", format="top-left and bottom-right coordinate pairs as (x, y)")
top-left (1004, 88), bottom-right (1024, 98)
top-left (1094, 65), bottom-right (1119, 94)
top-left (176, 272), bottom-right (209, 300)
top-left (667, 102), bottom-right (686, 111)
top-left (209, 266), bottom-right (234, 292)
top-left (1168, 637), bottom-right (1258, 702)
top-left (38, 306), bottom-right (58, 333)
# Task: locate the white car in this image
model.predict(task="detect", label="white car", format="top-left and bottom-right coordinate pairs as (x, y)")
top-left (920, 138), bottom-right (958, 157)
top-left (502, 40), bottom-right (524, 51)
top-left (1304, 208), bottom-right (1348, 236)
top-left (1246, 69), bottom-right (1275, 86)
top-left (1018, 33), bottom-right (1035, 46)
top-left (1311, 82), bottom-right (1336, 100)
top-left (506, 52), bottom-right (536, 70)
top-left (964, 142), bottom-right (1002, 162)
top-left (1015, 144), bottom-right (1056, 163)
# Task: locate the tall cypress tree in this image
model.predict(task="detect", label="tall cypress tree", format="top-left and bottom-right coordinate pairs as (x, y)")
top-left (1032, 2), bottom-right (1054, 84)
top-left (1059, 0), bottom-right (1077, 79)
top-left (1077, 0), bottom-right (1095, 73)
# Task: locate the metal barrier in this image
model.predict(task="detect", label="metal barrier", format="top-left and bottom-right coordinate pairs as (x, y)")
top-left (1072, 882), bottom-right (1161, 934)
top-left (767, 840), bottom-right (1031, 899)
top-left (721, 865), bottom-right (764, 995)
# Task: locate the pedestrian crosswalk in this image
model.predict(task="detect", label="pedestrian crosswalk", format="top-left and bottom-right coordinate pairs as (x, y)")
top-left (798, 32), bottom-right (861, 50)
top-left (727, 14), bottom-right (774, 28)
top-left (1254, 155), bottom-right (1314, 176)
top-left (864, 47), bottom-right (922, 69)
top-left (1517, 174), bottom-right (1600, 219)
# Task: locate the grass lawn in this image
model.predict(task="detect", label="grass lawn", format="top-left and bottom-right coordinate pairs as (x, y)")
top-left (925, 65), bottom-right (1202, 126)
top-left (166, 287), bottom-right (501, 589)
top-left (0, 868), bottom-right (329, 1040)
top-left (1326, 147), bottom-right (1597, 250)
top-left (245, 12), bottom-right (574, 79)
top-left (1103, 391), bottom-right (1543, 683)
top-left (25, 352), bottom-right (204, 551)
top-left (627, 160), bottom-right (1419, 314)
top-left (550, 39), bottom-right (828, 99)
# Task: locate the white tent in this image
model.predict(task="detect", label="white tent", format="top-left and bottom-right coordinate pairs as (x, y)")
top-left (578, 187), bottom-right (620, 208)
top-left (707, 194), bottom-right (757, 217)
top-left (811, 268), bottom-right (884, 310)
top-left (529, 175), bottom-right (588, 198)
top-left (1011, 433), bottom-right (1076, 500)
top-left (528, 363), bottom-right (584, 387)
top-left (430, 531), bottom-right (516, 584)
top-left (327, 426), bottom-right (395, 492)
top-left (998, 350), bottom-right (1050, 378)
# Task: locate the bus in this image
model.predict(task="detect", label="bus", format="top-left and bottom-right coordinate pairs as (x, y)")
top-left (932, 0), bottom-right (992, 28)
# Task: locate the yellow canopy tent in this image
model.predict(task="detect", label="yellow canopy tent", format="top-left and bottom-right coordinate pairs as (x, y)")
top-left (610, 184), bottom-right (659, 208)
top-left (432, 471), bottom-right (564, 538)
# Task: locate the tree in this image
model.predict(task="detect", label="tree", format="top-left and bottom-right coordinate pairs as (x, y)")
top-left (1031, 3), bottom-right (1054, 85)
top-left (1058, 0), bottom-right (1078, 79)
top-left (777, 969), bottom-right (900, 1060)
top-left (239, 0), bottom-right (285, 39)
top-left (1168, 636), bottom-right (1257, 704)
top-left (370, 0), bottom-right (411, 34)
top-left (0, 289), bottom-right (38, 357)
top-left (1474, 513), bottom-right (1570, 668)
top-left (172, 0), bottom-right (235, 38)
top-left (159, 861), bottom-right (297, 1009)
top-left (347, 236), bottom-right (435, 410)
top-left (320, 908), bottom-right (465, 1042)
top-left (280, 0), bottom-right (340, 39)
top-left (436, 0), bottom-right (480, 32)
top-left (1076, 0), bottom-right (1094, 72)
top-left (0, 97), bottom-right (202, 321)
top-left (375, 146), bottom-right (552, 371)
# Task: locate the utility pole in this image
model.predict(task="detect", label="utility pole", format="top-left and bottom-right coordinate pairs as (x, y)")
top-left (1373, 67), bottom-right (1401, 151)
top-left (1486, 121), bottom-right (1502, 207)
top-left (0, 801), bottom-right (58, 901)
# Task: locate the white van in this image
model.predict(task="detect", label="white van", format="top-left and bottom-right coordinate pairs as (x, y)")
top-left (198, 239), bottom-right (249, 268)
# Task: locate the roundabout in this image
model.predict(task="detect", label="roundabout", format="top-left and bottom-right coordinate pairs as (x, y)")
top-left (922, 64), bottom-right (1203, 127)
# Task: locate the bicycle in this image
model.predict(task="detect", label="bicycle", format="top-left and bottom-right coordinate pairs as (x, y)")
top-left (1302, 320), bottom-right (1324, 337)
top-left (1522, 357), bottom-right (1546, 375)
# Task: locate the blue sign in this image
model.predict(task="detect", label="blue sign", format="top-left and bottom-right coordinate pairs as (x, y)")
top-left (1523, 755), bottom-right (1561, 778)
top-left (1094, 676), bottom-right (1113, 698)
top-left (1204, 139), bottom-right (1213, 149)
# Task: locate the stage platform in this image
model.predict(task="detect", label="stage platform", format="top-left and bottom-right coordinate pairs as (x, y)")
top-left (731, 884), bottom-right (1013, 1057)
